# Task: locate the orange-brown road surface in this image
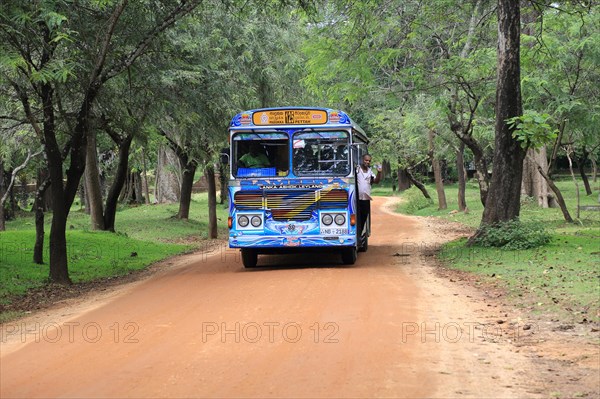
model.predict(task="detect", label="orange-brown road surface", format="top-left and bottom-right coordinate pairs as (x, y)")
top-left (1, 198), bottom-right (543, 398)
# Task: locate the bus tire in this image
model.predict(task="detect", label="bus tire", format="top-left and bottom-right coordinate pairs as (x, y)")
top-left (341, 247), bottom-right (357, 265)
top-left (358, 234), bottom-right (368, 252)
top-left (241, 249), bottom-right (258, 268)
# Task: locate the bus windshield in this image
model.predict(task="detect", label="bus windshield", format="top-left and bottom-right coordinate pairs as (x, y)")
top-left (292, 131), bottom-right (349, 176)
top-left (232, 132), bottom-right (289, 177)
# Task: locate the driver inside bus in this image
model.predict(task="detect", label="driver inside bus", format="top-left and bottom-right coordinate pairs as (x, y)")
top-left (239, 143), bottom-right (271, 168)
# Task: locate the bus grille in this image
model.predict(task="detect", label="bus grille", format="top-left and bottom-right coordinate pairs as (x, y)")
top-left (234, 189), bottom-right (348, 221)
top-left (234, 191), bottom-right (263, 209)
top-left (266, 190), bottom-right (316, 221)
top-left (319, 189), bottom-right (348, 209)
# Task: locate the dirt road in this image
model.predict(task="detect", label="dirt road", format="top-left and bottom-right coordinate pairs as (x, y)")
top-left (1, 197), bottom-right (597, 398)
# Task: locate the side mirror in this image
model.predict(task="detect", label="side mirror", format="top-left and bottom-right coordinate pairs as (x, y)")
top-left (220, 147), bottom-right (230, 164)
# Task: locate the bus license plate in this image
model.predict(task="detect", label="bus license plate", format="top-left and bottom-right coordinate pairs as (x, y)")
top-left (320, 228), bottom-right (348, 236)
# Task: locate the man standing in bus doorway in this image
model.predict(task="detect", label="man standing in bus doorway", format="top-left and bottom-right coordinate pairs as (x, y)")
top-left (357, 154), bottom-right (382, 243)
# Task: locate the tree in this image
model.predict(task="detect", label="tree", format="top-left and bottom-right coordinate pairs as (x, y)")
top-left (149, 3), bottom-right (310, 229)
top-left (100, 115), bottom-right (136, 232)
top-left (518, 3), bottom-right (599, 217)
top-left (303, 0), bottom-right (498, 207)
top-left (479, 0), bottom-right (526, 228)
top-left (1, 1), bottom-right (201, 283)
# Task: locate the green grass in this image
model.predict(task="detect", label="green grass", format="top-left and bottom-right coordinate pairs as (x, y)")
top-left (396, 177), bottom-right (600, 323)
top-left (439, 232), bottom-right (599, 321)
top-left (9, 194), bottom-right (230, 242)
top-left (397, 178), bottom-right (600, 228)
top-left (0, 193), bottom-right (229, 308)
top-left (371, 178), bottom-right (401, 197)
top-left (0, 230), bottom-right (189, 300)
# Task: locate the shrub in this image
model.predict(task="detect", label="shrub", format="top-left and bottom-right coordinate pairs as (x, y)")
top-left (474, 219), bottom-right (551, 250)
top-left (400, 186), bottom-right (434, 214)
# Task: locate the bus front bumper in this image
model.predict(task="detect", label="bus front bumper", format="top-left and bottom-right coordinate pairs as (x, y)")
top-left (229, 234), bottom-right (357, 248)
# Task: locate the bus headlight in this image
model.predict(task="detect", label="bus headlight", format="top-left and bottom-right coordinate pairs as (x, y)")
top-left (238, 215), bottom-right (249, 227)
top-left (334, 214), bottom-right (346, 226)
top-left (322, 214), bottom-right (333, 226)
top-left (251, 215), bottom-right (262, 227)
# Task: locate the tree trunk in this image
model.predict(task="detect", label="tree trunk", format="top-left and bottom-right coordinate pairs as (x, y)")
top-left (577, 149), bottom-right (592, 195)
top-left (0, 161), bottom-right (5, 231)
top-left (133, 171), bottom-right (143, 203)
top-left (536, 164), bottom-right (573, 223)
top-left (177, 162), bottom-right (196, 219)
top-left (456, 142), bottom-right (468, 212)
top-left (85, 129), bottom-right (105, 230)
top-left (206, 164), bottom-right (218, 239)
top-left (157, 131), bottom-right (198, 219)
top-left (33, 177), bottom-right (51, 264)
top-left (36, 168), bottom-right (52, 212)
top-left (429, 130), bottom-right (447, 210)
top-left (43, 81), bottom-right (73, 284)
top-left (19, 177), bottom-right (28, 209)
top-left (480, 0), bottom-right (526, 226)
top-left (522, 147), bottom-right (549, 207)
top-left (397, 167), bottom-right (411, 191)
top-left (141, 148), bottom-right (151, 205)
top-left (47, 156), bottom-right (71, 283)
top-left (548, 120), bottom-right (565, 175)
top-left (566, 148), bottom-right (581, 219)
top-left (218, 160), bottom-right (228, 205)
top-left (449, 122), bottom-right (489, 206)
top-left (82, 178), bottom-right (90, 213)
top-left (4, 169), bottom-right (16, 221)
top-left (104, 134), bottom-right (133, 232)
top-left (521, 150), bottom-right (534, 196)
top-left (405, 168), bottom-right (431, 199)
top-left (156, 146), bottom-right (180, 203)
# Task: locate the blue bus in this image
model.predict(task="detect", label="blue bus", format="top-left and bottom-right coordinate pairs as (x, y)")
top-left (227, 107), bottom-right (371, 268)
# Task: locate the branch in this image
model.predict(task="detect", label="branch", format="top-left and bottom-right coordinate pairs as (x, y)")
top-left (0, 148), bottom-right (44, 206)
top-left (460, 0), bottom-right (481, 58)
top-left (8, 78), bottom-right (43, 139)
top-left (101, 0), bottom-right (202, 83)
top-left (89, 0), bottom-right (129, 88)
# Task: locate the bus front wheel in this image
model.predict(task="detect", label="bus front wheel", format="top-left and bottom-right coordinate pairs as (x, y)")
top-left (241, 249), bottom-right (258, 268)
top-left (358, 233), bottom-right (368, 252)
top-left (341, 247), bottom-right (357, 265)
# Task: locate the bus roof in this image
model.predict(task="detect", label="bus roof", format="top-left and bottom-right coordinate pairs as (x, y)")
top-left (229, 107), bottom-right (368, 141)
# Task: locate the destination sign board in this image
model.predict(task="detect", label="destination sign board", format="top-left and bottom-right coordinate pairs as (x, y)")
top-left (252, 109), bottom-right (327, 125)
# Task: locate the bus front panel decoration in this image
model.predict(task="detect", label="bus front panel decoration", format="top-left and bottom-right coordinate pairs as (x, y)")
top-left (227, 107), bottom-right (369, 268)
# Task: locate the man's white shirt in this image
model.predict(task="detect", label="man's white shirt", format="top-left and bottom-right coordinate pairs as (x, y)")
top-left (357, 166), bottom-right (374, 200)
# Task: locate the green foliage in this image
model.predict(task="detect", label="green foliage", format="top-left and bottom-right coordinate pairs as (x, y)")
top-left (507, 111), bottom-right (558, 149)
top-left (521, 6), bottom-right (599, 158)
top-left (396, 186), bottom-right (433, 214)
top-left (473, 219), bottom-right (551, 250)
